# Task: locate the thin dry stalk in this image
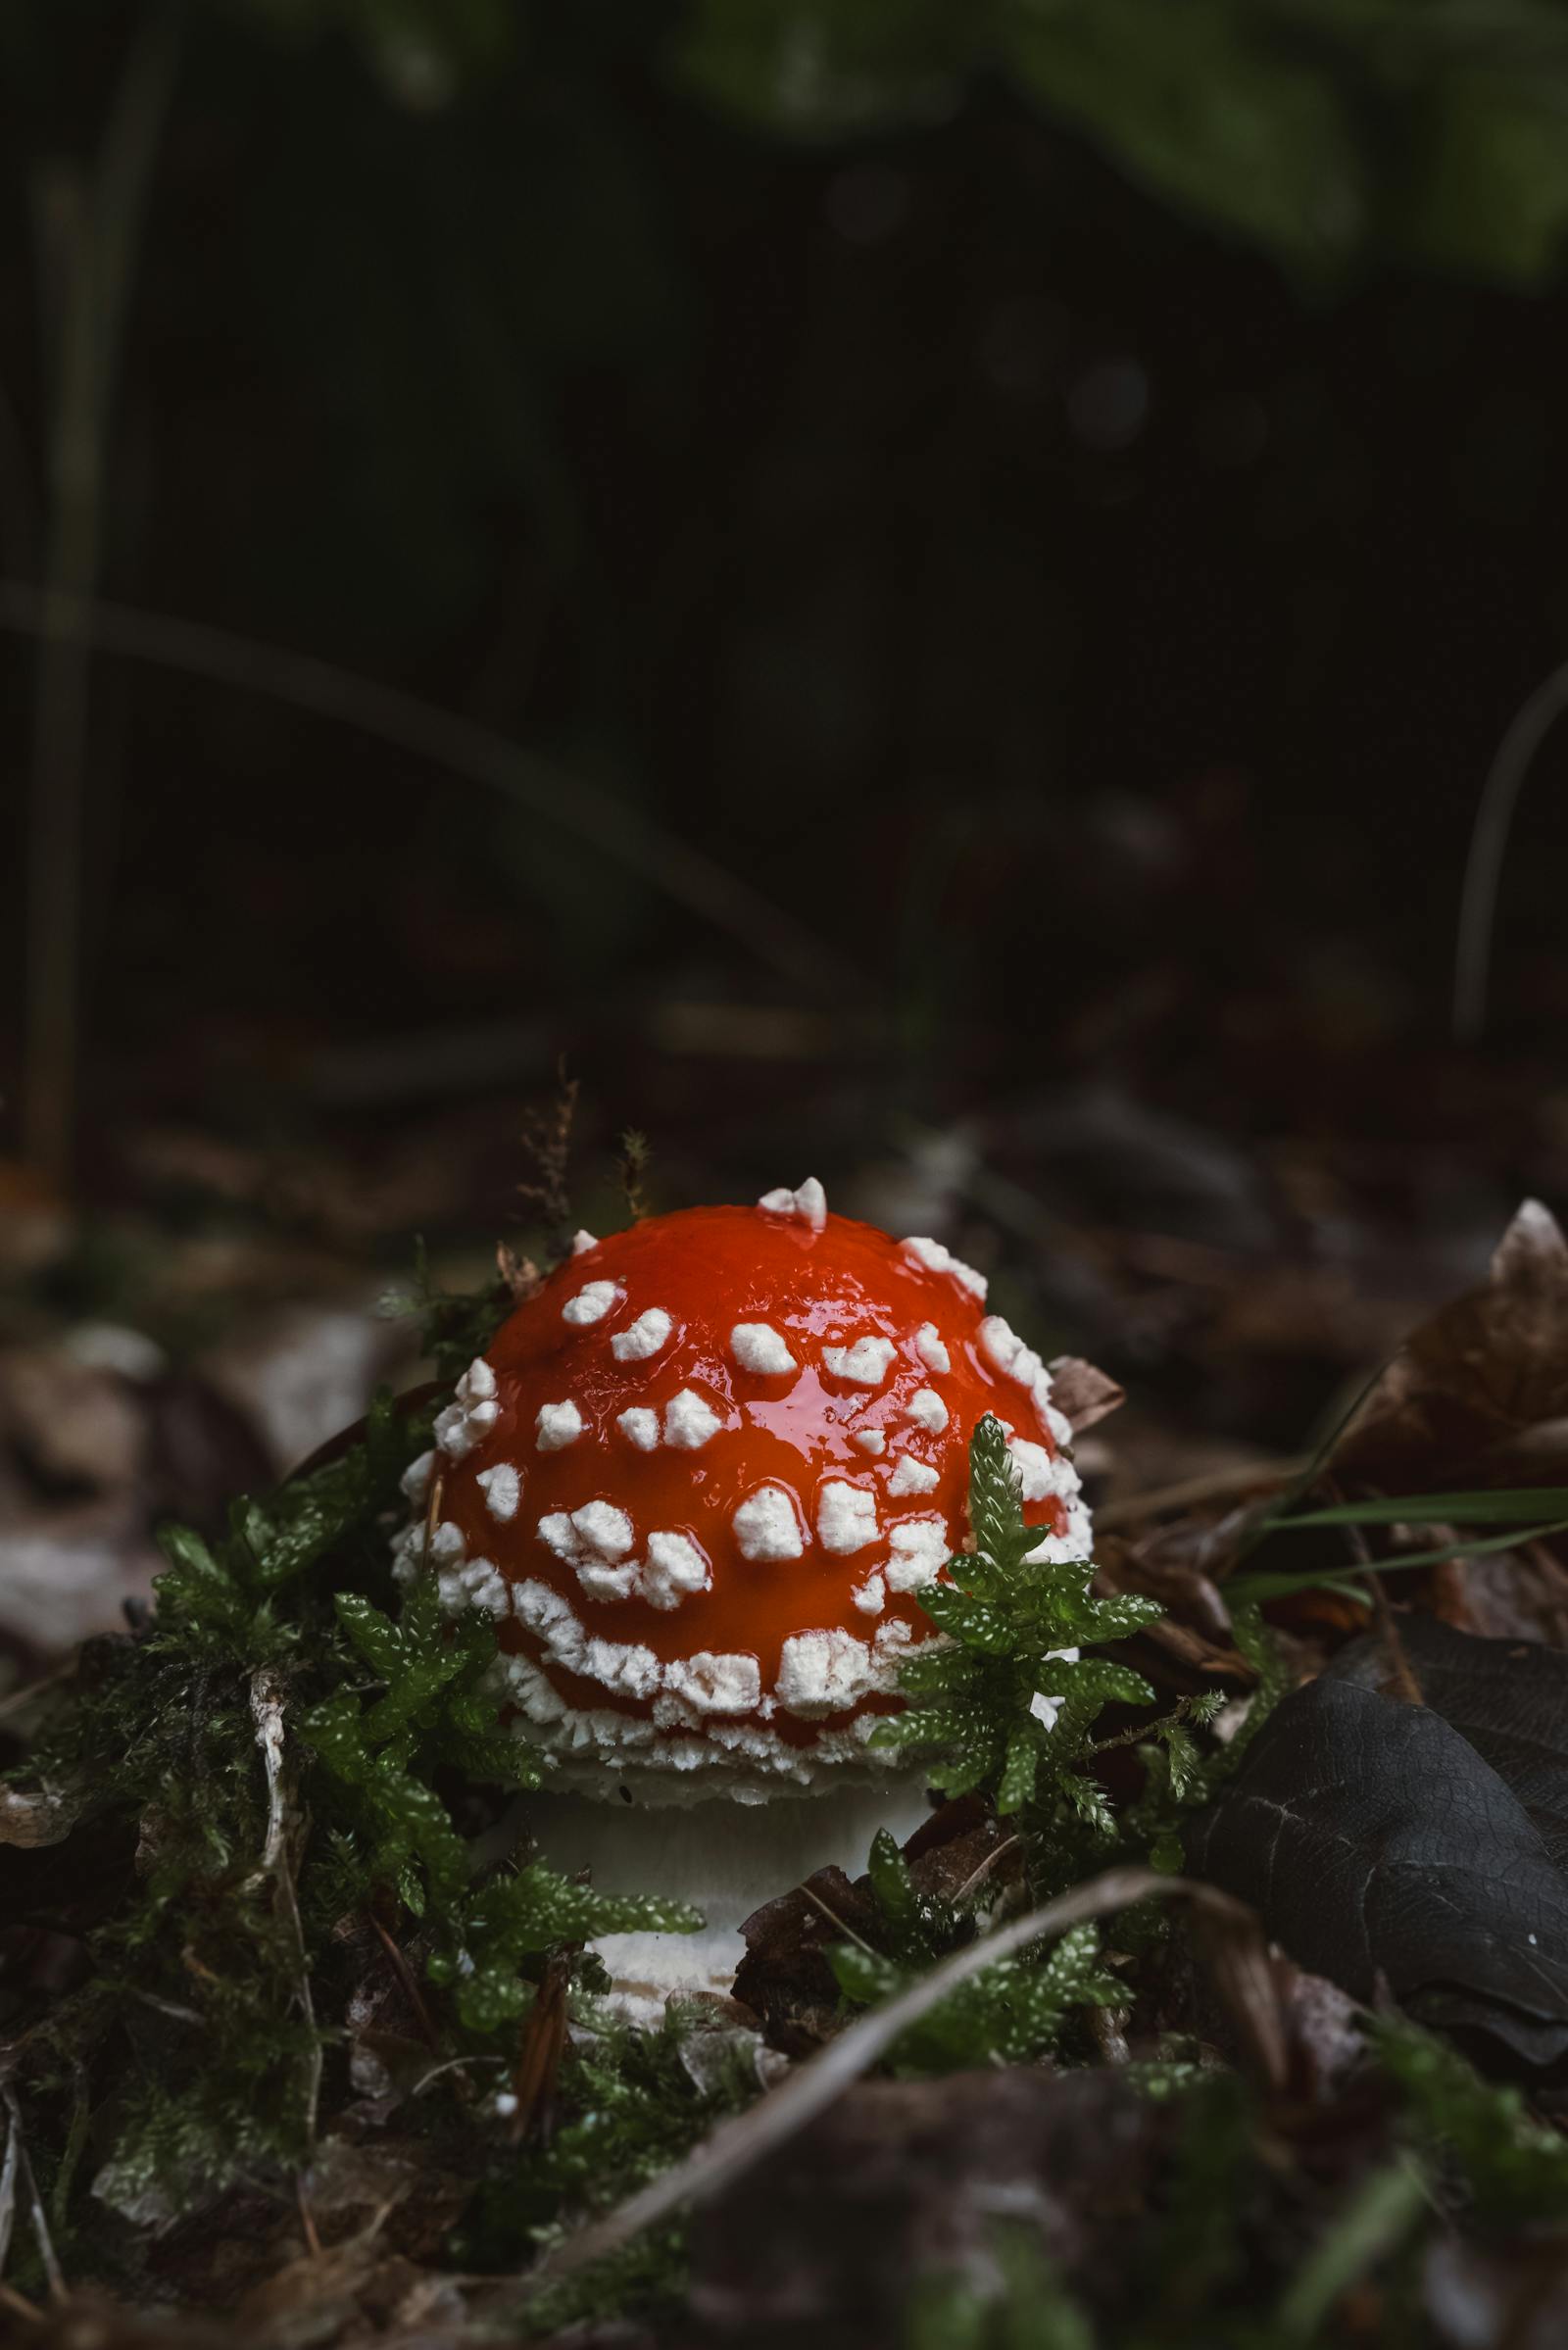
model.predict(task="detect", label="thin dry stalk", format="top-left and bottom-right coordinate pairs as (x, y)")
top-left (246, 1671), bottom-right (322, 2143)
top-left (516, 1070), bottom-right (580, 1236)
top-left (1455, 657), bottom-right (1568, 1042)
top-left (23, 12), bottom-right (180, 1185)
top-left (0, 2092), bottom-right (65, 2303)
top-left (1096, 1458), bottom-right (1304, 1533)
top-left (368, 1911), bottom-right (440, 2052)
top-left (520, 1867), bottom-right (1250, 2295)
top-left (1329, 1483), bottom-right (1423, 1705)
top-left (0, 584), bottom-right (860, 1004)
top-left (950, 1833), bottom-right (1021, 1908)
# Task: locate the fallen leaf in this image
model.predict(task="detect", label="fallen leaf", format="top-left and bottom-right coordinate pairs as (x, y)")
top-left (1328, 1619), bottom-right (1568, 1872)
top-left (1187, 1675), bottom-right (1568, 2065)
top-left (1046, 1354), bottom-right (1126, 1434)
top-left (733, 1865), bottom-right (876, 2054)
top-left (1334, 1199), bottom-right (1568, 1494)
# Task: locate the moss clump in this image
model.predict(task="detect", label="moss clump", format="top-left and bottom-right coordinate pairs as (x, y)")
top-left (0, 1312), bottom-right (695, 2285)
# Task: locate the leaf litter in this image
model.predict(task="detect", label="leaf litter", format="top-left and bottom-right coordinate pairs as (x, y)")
top-left (9, 1180), bottom-right (1568, 2343)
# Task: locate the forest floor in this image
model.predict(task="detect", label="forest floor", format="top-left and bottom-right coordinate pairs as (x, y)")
top-left (6, 1053), bottom-right (1568, 2348)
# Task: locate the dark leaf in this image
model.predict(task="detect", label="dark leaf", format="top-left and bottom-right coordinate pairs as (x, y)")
top-left (734, 1866), bottom-right (879, 2056)
top-left (1187, 1675), bottom-right (1568, 2064)
top-left (1328, 1618), bottom-right (1568, 1873)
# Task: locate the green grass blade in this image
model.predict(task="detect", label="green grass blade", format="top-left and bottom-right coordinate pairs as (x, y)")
top-left (1269, 1488), bottom-right (1568, 1531)
top-left (1225, 1516), bottom-right (1568, 1607)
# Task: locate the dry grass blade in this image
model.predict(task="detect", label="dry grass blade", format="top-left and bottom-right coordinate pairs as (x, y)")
top-left (0, 2092), bottom-right (65, 2301)
top-left (0, 2106), bottom-right (18, 2281)
top-left (0, 583), bottom-right (861, 1002)
top-left (23, 11), bottom-right (180, 1185)
top-left (522, 1866), bottom-right (1248, 2295)
top-left (1096, 1458), bottom-right (1304, 1533)
top-left (1454, 657), bottom-right (1568, 1042)
top-left (509, 1952), bottom-right (573, 2145)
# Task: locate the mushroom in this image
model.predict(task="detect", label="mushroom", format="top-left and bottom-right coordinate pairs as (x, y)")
top-left (395, 1183), bottom-right (1091, 2005)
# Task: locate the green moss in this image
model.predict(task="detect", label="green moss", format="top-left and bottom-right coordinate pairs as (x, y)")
top-left (869, 1414), bottom-right (1163, 1819)
top-left (1378, 2016), bottom-right (1568, 2217)
top-left (464, 2007), bottom-right (763, 2334)
top-left (0, 1272), bottom-right (695, 2273)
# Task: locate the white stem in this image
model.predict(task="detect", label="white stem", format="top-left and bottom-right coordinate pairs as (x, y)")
top-left (522, 1778), bottom-right (934, 2013)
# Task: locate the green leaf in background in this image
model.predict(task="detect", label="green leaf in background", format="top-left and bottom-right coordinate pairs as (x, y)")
top-left (1404, 69), bottom-right (1568, 285)
top-left (1006, 0), bottom-right (1363, 270)
top-left (674, 0), bottom-right (982, 135)
top-left (674, 0), bottom-right (1568, 285)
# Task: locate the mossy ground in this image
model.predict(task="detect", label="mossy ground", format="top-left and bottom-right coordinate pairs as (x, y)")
top-left (3, 1263), bottom-right (1568, 2347)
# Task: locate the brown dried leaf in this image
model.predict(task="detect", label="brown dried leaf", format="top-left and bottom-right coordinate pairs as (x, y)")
top-left (0, 1784), bottom-right (82, 1849)
top-left (733, 1866), bottom-right (876, 2055)
top-left (1334, 1198), bottom-right (1568, 1494)
top-left (1046, 1354), bottom-right (1126, 1434)
top-left (1189, 1898), bottom-right (1292, 2093)
top-left (0, 1348), bottom-right (146, 1493)
top-left (733, 1799), bottom-right (1017, 2053)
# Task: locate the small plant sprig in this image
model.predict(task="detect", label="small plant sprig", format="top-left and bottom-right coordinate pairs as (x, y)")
top-left (305, 1572), bottom-right (700, 2032)
top-left (827, 1828), bottom-right (1126, 2072)
top-left (382, 1235), bottom-right (516, 1385)
top-left (868, 1413), bottom-right (1164, 1829)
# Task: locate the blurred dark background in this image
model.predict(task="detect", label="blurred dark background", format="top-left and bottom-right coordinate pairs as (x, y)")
top-left (7, 0), bottom-right (1568, 1660)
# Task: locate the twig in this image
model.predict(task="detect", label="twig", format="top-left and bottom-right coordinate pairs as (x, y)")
top-left (950, 1834), bottom-right (1021, 1908)
top-left (0, 2106), bottom-right (18, 2280)
top-left (516, 1068), bottom-right (579, 1237)
top-left (617, 1128), bottom-right (654, 1222)
top-left (411, 2055), bottom-right (508, 2098)
top-left (1082, 1692), bottom-right (1220, 1765)
top-left (1365, 1573), bottom-right (1423, 1706)
top-left (1087, 2005), bottom-right (1131, 2065)
top-left (1454, 657), bottom-right (1568, 1042)
top-left (0, 2092), bottom-right (65, 2303)
top-left (1328, 1482), bottom-right (1423, 1705)
top-left (296, 2173), bottom-right (321, 2261)
top-left (249, 1668), bottom-right (290, 1884)
top-left (0, 1665), bottom-right (75, 1725)
top-left (1096, 1459), bottom-right (1305, 1533)
top-left (246, 1671), bottom-right (322, 2143)
top-left (797, 1882), bottom-right (877, 1955)
top-left (0, 584), bottom-right (862, 1004)
top-left (519, 1867), bottom-right (1249, 2294)
top-left (509, 1952), bottom-right (573, 2144)
top-left (422, 1462), bottom-right (447, 1574)
top-left (368, 1909), bottom-right (440, 2051)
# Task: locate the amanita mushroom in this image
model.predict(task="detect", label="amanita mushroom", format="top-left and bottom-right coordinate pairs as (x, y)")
top-left (395, 1182), bottom-right (1090, 2000)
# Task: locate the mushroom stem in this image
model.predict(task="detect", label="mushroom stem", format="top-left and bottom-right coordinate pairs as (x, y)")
top-left (522, 1779), bottom-right (934, 2015)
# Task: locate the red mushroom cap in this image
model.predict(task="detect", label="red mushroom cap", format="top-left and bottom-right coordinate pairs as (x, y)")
top-left (395, 1186), bottom-right (1088, 1797)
